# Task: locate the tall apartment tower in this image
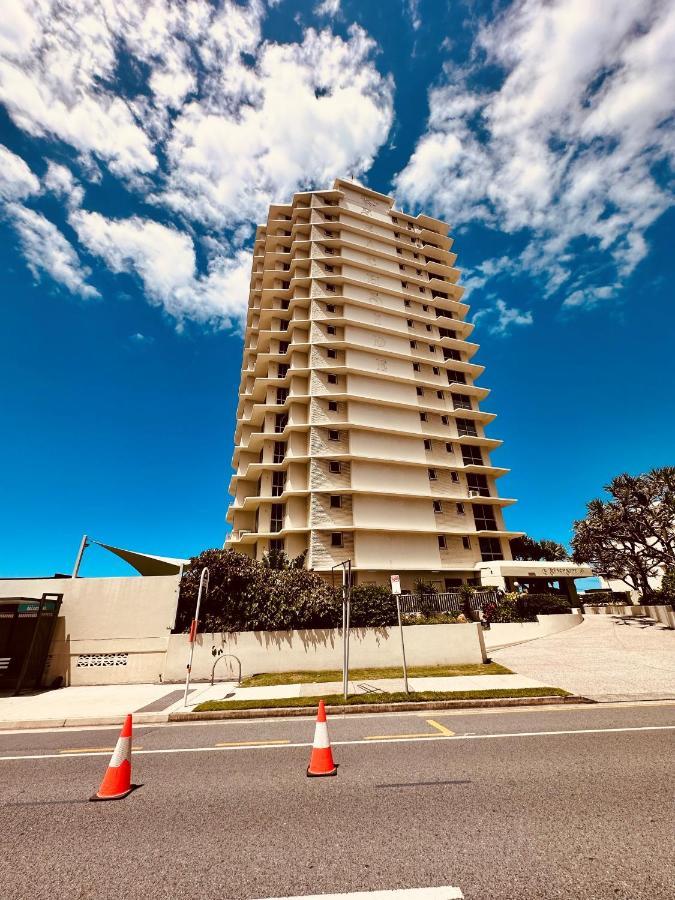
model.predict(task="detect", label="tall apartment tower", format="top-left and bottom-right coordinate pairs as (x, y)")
top-left (225, 179), bottom-right (517, 591)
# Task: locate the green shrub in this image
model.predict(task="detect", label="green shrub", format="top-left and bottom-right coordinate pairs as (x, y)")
top-left (516, 594), bottom-right (572, 618)
top-left (176, 548), bottom-right (341, 633)
top-left (349, 584), bottom-right (398, 627)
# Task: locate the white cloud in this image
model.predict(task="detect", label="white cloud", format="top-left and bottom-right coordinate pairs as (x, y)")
top-left (43, 161), bottom-right (84, 207)
top-left (472, 298), bottom-right (534, 336)
top-left (315, 0), bottom-right (341, 17)
top-left (70, 210), bottom-right (251, 328)
top-left (0, 144), bottom-right (40, 201)
top-left (395, 0), bottom-right (675, 311)
top-left (7, 204), bottom-right (98, 299)
top-left (406, 0), bottom-right (422, 31)
top-left (0, 2), bottom-right (394, 330)
top-left (154, 25), bottom-right (393, 228)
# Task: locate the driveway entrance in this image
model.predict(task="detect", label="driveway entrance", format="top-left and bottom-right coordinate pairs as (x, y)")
top-left (492, 613), bottom-right (675, 701)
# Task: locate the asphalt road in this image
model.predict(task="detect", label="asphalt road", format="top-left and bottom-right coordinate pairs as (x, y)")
top-left (0, 703), bottom-right (673, 900)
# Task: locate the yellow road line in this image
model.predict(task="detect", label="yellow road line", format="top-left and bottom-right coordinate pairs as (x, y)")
top-left (59, 746), bottom-right (143, 754)
top-left (366, 720), bottom-right (455, 741)
top-left (426, 719), bottom-right (455, 736)
top-left (214, 739), bottom-right (291, 748)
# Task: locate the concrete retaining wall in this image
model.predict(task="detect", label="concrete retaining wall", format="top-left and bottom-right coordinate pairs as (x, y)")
top-left (0, 576), bottom-right (181, 686)
top-left (163, 622), bottom-right (487, 682)
top-left (484, 613), bottom-right (583, 651)
top-left (584, 604), bottom-right (674, 629)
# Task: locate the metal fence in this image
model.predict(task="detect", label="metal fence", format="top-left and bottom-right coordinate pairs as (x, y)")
top-left (397, 590), bottom-right (500, 615)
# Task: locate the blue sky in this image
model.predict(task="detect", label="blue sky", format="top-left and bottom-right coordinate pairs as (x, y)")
top-left (1, 0), bottom-right (673, 577)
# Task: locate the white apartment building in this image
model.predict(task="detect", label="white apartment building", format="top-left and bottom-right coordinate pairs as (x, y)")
top-left (225, 179), bottom-right (588, 594)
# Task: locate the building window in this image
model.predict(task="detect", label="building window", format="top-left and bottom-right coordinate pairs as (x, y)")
top-left (473, 503), bottom-right (497, 531)
top-left (401, 281), bottom-right (408, 289)
top-left (326, 304), bottom-right (336, 313)
top-left (441, 415), bottom-right (450, 426)
top-left (330, 495), bottom-right (342, 509)
top-left (429, 344), bottom-right (435, 353)
top-left (273, 441), bottom-right (286, 463)
top-left (270, 538), bottom-right (284, 553)
top-left (327, 348), bottom-right (337, 359)
top-left (272, 471), bottom-right (286, 497)
top-left (446, 442), bottom-right (454, 452)
top-left (433, 500), bottom-right (442, 513)
top-left (420, 412), bottom-right (428, 422)
top-left (444, 348), bottom-right (461, 361)
top-left (328, 400), bottom-right (338, 412)
top-left (331, 532), bottom-right (344, 548)
top-left (467, 474), bottom-right (489, 497)
top-left (450, 471), bottom-right (459, 483)
top-left (428, 468), bottom-right (437, 480)
top-left (279, 341), bottom-right (289, 354)
top-left (407, 319), bottom-right (413, 327)
top-left (456, 502), bottom-right (465, 515)
top-left (452, 393), bottom-right (472, 410)
top-left (416, 387), bottom-right (424, 396)
top-left (275, 413), bottom-right (288, 433)
top-left (276, 387), bottom-right (288, 405)
top-left (329, 461), bottom-right (342, 474)
top-left (433, 366), bottom-right (440, 375)
top-left (447, 369), bottom-right (467, 385)
top-left (270, 503), bottom-right (284, 532)
top-left (437, 390), bottom-right (444, 399)
top-left (326, 325), bottom-right (336, 335)
top-left (479, 537), bottom-right (503, 561)
top-left (438, 535), bottom-right (447, 549)
top-left (461, 445), bottom-right (483, 466)
top-left (410, 340), bottom-right (417, 349)
top-left (404, 299), bottom-right (411, 307)
top-left (424, 439), bottom-right (432, 450)
top-left (462, 536), bottom-right (471, 550)
top-left (457, 419), bottom-right (478, 437)
top-left (426, 324), bottom-right (432, 332)
top-left (328, 429), bottom-right (340, 441)
top-left (327, 373), bottom-right (338, 385)
top-left (413, 362), bottom-right (421, 372)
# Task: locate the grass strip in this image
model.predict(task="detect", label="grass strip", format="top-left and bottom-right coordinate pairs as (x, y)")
top-left (195, 687), bottom-right (569, 712)
top-left (239, 662), bottom-right (512, 687)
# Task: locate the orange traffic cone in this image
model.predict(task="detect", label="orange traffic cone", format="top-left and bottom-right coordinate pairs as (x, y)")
top-left (307, 700), bottom-right (337, 777)
top-left (90, 714), bottom-right (133, 801)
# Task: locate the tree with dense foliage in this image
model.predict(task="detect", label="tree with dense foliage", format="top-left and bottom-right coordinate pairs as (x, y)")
top-left (176, 548), bottom-right (341, 633)
top-left (510, 535), bottom-right (570, 562)
top-left (571, 466), bottom-right (675, 598)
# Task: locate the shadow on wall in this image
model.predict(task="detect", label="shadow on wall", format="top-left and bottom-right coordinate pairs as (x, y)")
top-left (203, 626), bottom-right (394, 654)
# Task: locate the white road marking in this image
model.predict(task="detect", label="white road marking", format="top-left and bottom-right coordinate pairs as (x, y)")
top-left (0, 725), bottom-right (672, 762)
top-left (255, 888), bottom-right (463, 899)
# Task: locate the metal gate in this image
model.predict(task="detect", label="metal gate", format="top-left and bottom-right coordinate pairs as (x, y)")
top-left (0, 595), bottom-right (62, 694)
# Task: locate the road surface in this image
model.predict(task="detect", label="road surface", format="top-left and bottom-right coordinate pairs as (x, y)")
top-left (0, 702), bottom-right (673, 899)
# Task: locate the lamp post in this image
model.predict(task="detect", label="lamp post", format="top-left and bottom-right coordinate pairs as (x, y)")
top-left (183, 567), bottom-right (209, 707)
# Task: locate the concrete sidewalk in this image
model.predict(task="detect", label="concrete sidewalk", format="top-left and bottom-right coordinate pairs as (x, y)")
top-left (0, 673), bottom-right (550, 729)
top-left (494, 614), bottom-right (675, 701)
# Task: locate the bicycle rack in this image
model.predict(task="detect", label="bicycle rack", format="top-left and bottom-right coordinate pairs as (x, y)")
top-left (210, 653), bottom-right (242, 686)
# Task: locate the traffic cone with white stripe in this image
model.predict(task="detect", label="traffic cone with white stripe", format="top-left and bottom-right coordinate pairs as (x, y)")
top-left (307, 700), bottom-right (337, 777)
top-left (90, 714), bottom-right (133, 801)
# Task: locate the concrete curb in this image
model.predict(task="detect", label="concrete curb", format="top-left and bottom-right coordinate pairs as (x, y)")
top-left (0, 695), bottom-right (594, 731)
top-left (168, 694), bottom-right (592, 721)
top-left (0, 712), bottom-right (170, 731)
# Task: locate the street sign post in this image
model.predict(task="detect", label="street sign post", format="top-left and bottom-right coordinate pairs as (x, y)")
top-left (391, 575), bottom-right (409, 694)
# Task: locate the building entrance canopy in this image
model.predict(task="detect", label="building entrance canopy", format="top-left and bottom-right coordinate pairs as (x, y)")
top-left (477, 561), bottom-right (593, 580)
